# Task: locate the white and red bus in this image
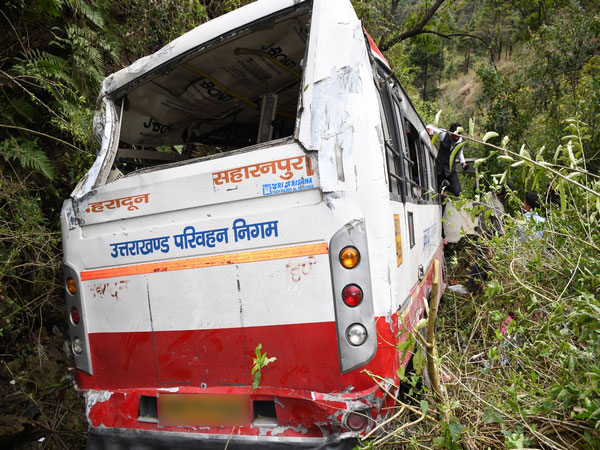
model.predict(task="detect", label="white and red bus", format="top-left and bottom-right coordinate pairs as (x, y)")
top-left (61, 0), bottom-right (444, 448)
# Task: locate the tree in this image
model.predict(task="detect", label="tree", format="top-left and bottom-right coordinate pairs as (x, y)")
top-left (353, 0), bottom-right (448, 48)
top-left (407, 35), bottom-right (445, 100)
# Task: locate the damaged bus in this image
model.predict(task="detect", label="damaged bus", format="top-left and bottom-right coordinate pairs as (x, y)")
top-left (61, 0), bottom-right (445, 448)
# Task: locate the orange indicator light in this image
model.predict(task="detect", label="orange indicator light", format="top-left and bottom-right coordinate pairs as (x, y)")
top-left (339, 246), bottom-right (360, 269)
top-left (66, 278), bottom-right (77, 295)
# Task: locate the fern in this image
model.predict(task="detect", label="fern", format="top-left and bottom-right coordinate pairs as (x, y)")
top-left (4, 97), bottom-right (40, 124)
top-left (0, 138), bottom-right (55, 180)
top-left (14, 49), bottom-right (75, 89)
top-left (63, 0), bottom-right (106, 28)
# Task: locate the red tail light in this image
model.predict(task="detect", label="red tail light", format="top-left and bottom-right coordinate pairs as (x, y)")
top-left (342, 284), bottom-right (363, 307)
top-left (71, 307), bottom-right (81, 325)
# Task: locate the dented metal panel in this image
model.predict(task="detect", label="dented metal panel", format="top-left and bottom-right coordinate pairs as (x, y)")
top-left (72, 97), bottom-right (119, 200)
top-left (297, 0), bottom-right (382, 194)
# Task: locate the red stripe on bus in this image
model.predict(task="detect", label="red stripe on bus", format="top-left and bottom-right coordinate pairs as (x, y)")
top-left (76, 319), bottom-right (400, 393)
top-left (80, 242), bottom-right (329, 281)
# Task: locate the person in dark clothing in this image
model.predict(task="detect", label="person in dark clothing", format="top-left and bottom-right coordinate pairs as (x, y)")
top-left (433, 123), bottom-right (468, 196)
top-left (427, 123), bottom-right (468, 239)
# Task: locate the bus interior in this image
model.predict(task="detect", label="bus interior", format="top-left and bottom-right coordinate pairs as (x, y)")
top-left (108, 4), bottom-right (310, 177)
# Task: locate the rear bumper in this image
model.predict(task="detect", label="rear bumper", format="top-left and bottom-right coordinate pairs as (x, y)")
top-left (87, 427), bottom-right (358, 450)
top-left (83, 383), bottom-right (387, 435)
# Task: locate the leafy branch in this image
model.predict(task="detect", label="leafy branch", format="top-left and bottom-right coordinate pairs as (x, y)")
top-left (443, 123), bottom-right (600, 200)
top-left (0, 124), bottom-right (85, 153)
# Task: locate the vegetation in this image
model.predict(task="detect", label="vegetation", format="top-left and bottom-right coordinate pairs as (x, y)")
top-left (350, 1), bottom-right (600, 448)
top-left (361, 119), bottom-right (600, 449)
top-left (0, 0), bottom-right (598, 448)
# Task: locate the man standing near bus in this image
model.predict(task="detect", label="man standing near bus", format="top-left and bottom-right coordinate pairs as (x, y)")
top-left (429, 123), bottom-right (468, 196)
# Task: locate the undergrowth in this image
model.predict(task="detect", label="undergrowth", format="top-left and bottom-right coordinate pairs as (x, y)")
top-left (436, 207), bottom-right (600, 449)
top-left (360, 118), bottom-right (600, 449)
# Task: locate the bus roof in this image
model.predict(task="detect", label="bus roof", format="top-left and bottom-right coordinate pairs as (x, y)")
top-left (101, 0), bottom-right (307, 98)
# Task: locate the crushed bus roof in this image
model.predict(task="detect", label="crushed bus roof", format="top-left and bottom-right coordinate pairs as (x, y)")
top-left (100, 0), bottom-right (310, 148)
top-left (101, 0), bottom-right (308, 98)
top-left (76, 0), bottom-right (410, 200)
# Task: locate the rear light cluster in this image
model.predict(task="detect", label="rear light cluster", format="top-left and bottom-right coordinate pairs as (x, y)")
top-left (66, 277), bottom-right (84, 355)
top-left (64, 266), bottom-right (92, 374)
top-left (330, 220), bottom-right (376, 374)
top-left (339, 247), bottom-right (368, 347)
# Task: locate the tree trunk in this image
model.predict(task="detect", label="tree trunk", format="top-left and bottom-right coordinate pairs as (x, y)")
top-left (423, 59), bottom-right (428, 101)
top-left (497, 35), bottom-right (503, 62)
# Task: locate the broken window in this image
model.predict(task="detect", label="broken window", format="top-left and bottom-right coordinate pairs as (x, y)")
top-left (403, 119), bottom-right (422, 198)
top-left (377, 83), bottom-right (404, 198)
top-left (108, 4), bottom-right (311, 176)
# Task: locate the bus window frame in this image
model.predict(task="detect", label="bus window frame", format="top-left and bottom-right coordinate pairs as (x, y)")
top-left (420, 135), bottom-right (435, 200)
top-left (386, 84), bottom-right (437, 205)
top-left (370, 48), bottom-right (441, 207)
top-left (367, 58), bottom-right (440, 205)
top-left (376, 80), bottom-right (406, 203)
top-left (399, 117), bottom-right (424, 200)
top-left (390, 91), bottom-right (438, 205)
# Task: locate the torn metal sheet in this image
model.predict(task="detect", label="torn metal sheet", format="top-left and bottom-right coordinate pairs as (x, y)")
top-left (297, 0), bottom-right (383, 193)
top-left (84, 390), bottom-right (113, 425)
top-left (72, 97), bottom-right (119, 200)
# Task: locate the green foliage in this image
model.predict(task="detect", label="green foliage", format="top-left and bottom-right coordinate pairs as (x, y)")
top-left (108, 0), bottom-right (210, 62)
top-left (432, 421), bottom-right (462, 449)
top-left (251, 344), bottom-right (277, 390)
top-left (434, 119), bottom-right (600, 448)
top-left (476, 65), bottom-right (527, 143)
top-left (0, 137), bottom-right (55, 179)
top-left (503, 427), bottom-right (531, 449)
top-left (408, 35), bottom-right (446, 101)
top-left (475, 3), bottom-right (600, 174)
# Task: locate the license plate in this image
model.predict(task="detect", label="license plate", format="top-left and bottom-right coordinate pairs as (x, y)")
top-left (158, 394), bottom-right (250, 426)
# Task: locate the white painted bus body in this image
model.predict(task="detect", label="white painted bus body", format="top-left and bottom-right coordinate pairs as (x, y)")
top-left (61, 1), bottom-right (444, 448)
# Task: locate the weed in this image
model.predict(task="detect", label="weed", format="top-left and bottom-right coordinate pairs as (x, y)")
top-left (251, 344), bottom-right (277, 390)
